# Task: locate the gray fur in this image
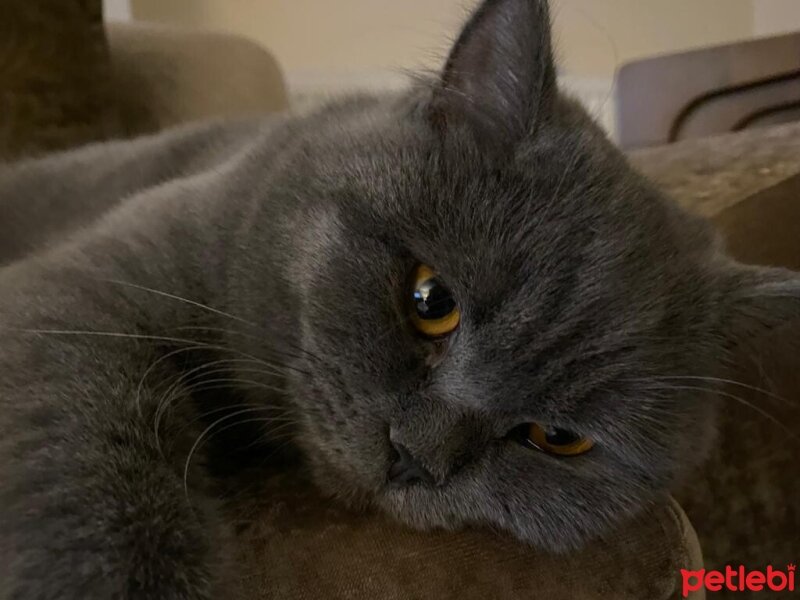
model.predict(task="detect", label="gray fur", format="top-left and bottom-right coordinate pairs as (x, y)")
top-left (1, 1), bottom-right (799, 598)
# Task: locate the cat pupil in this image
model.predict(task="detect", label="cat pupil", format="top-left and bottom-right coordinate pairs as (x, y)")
top-left (414, 278), bottom-right (456, 320)
top-left (544, 428), bottom-right (581, 446)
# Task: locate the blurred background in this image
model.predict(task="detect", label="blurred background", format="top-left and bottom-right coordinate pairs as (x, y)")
top-left (103, 0), bottom-right (800, 136)
top-left (4, 0), bottom-right (798, 157)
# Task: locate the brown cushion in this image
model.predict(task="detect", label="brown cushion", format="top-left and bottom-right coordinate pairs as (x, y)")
top-left (107, 24), bottom-right (289, 136)
top-left (714, 172), bottom-right (800, 270)
top-left (0, 0), bottom-right (122, 160)
top-left (676, 173), bottom-right (800, 569)
top-left (230, 473), bottom-right (701, 600)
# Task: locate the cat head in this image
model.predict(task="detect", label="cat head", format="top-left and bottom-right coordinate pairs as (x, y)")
top-left (238, 0), bottom-right (800, 550)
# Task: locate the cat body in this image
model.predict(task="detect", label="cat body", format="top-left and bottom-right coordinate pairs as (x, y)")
top-left (1, 1), bottom-right (799, 598)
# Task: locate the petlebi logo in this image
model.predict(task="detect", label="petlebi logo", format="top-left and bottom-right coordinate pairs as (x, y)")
top-left (681, 564), bottom-right (796, 597)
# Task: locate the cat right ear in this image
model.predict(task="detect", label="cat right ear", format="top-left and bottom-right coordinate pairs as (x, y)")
top-left (429, 0), bottom-right (557, 153)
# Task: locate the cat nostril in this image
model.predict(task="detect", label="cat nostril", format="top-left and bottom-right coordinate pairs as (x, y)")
top-left (387, 442), bottom-right (435, 486)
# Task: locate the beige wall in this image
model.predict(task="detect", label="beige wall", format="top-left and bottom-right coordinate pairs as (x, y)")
top-left (551, 0), bottom-right (753, 76)
top-left (132, 0), bottom-right (757, 79)
top-left (131, 0), bottom-right (466, 74)
top-left (754, 0), bottom-right (800, 35)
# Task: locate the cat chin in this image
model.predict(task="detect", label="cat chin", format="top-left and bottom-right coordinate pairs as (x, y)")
top-left (304, 448), bottom-right (627, 552)
top-left (374, 488), bottom-right (577, 552)
top-left (372, 475), bottom-right (651, 553)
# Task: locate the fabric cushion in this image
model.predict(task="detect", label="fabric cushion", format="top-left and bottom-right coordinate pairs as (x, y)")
top-left (0, 0), bottom-right (122, 160)
top-left (676, 173), bottom-right (800, 570)
top-left (231, 472), bottom-right (701, 600)
top-left (107, 24), bottom-right (289, 136)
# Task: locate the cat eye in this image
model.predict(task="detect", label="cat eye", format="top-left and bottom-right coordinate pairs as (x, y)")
top-left (409, 264), bottom-right (460, 338)
top-left (517, 423), bottom-right (594, 457)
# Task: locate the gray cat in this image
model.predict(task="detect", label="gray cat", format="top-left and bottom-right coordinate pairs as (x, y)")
top-left (1, 0), bottom-right (798, 598)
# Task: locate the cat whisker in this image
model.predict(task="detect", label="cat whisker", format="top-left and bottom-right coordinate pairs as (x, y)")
top-left (6, 328), bottom-right (211, 345)
top-left (254, 428), bottom-right (305, 465)
top-left (99, 279), bottom-right (256, 326)
top-left (641, 383), bottom-right (798, 442)
top-left (136, 344), bottom-right (235, 421)
top-left (5, 330), bottom-right (297, 374)
top-left (172, 324), bottom-right (323, 370)
top-left (182, 411), bottom-right (299, 504)
top-left (5, 328), bottom-right (238, 417)
top-left (173, 324), bottom-right (263, 341)
top-left (136, 341), bottom-right (293, 422)
top-left (8, 327), bottom-right (310, 450)
top-left (165, 387), bottom-right (295, 445)
top-left (155, 377), bottom-right (290, 453)
top-left (150, 353), bottom-right (290, 401)
top-left (641, 375), bottom-right (793, 406)
top-left (178, 403), bottom-right (294, 437)
top-left (166, 323), bottom-right (315, 366)
top-left (154, 357), bottom-right (287, 417)
top-left (99, 279), bottom-right (325, 368)
top-left (239, 420), bottom-right (300, 452)
top-left (182, 408), bottom-right (280, 502)
top-left (171, 366), bottom-right (292, 388)
top-left (251, 418), bottom-right (301, 442)
top-left (153, 366), bottom-right (283, 439)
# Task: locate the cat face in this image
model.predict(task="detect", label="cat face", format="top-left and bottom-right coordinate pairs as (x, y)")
top-left (286, 114), bottom-right (724, 549)
top-left (246, 0), bottom-right (800, 550)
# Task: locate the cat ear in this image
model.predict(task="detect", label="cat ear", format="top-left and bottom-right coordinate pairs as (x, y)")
top-left (723, 264), bottom-right (800, 344)
top-left (430, 0), bottom-right (557, 151)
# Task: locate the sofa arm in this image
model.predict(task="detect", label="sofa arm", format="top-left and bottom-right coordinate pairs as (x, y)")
top-left (106, 23), bottom-right (289, 136)
top-left (230, 473), bottom-right (704, 600)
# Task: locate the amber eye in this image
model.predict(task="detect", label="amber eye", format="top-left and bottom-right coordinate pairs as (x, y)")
top-left (409, 264), bottom-right (460, 338)
top-left (523, 423), bottom-right (594, 457)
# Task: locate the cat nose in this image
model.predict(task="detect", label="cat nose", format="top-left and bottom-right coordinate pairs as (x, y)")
top-left (387, 442), bottom-right (435, 487)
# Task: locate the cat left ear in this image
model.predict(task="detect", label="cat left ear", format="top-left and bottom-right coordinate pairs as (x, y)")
top-left (430, 0), bottom-right (557, 152)
top-left (724, 264), bottom-right (800, 344)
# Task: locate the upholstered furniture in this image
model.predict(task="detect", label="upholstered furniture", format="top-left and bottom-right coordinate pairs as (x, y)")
top-left (0, 0), bottom-right (288, 160)
top-left (615, 33), bottom-right (800, 149)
